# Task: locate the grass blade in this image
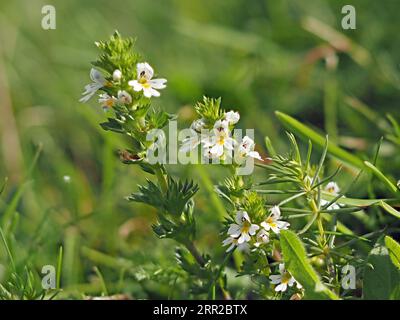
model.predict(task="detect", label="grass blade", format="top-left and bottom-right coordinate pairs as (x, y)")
top-left (364, 161), bottom-right (398, 194)
top-left (275, 111), bottom-right (364, 169)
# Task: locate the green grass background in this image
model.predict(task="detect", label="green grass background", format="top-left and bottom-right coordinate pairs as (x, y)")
top-left (0, 0), bottom-right (399, 298)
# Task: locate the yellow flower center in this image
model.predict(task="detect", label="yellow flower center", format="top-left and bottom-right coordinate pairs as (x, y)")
top-left (139, 77), bottom-right (150, 88)
top-left (281, 272), bottom-right (291, 284)
top-left (266, 217), bottom-right (277, 228)
top-left (105, 99), bottom-right (114, 107)
top-left (217, 135), bottom-right (225, 145)
top-left (241, 221), bottom-right (251, 233)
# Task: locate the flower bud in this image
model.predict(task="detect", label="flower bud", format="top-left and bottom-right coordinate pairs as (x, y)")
top-left (113, 69), bottom-right (122, 81)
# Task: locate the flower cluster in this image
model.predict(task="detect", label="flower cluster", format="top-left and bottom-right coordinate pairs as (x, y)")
top-left (80, 61), bottom-right (166, 110)
top-left (223, 206), bottom-right (289, 252)
top-left (180, 106), bottom-right (262, 165)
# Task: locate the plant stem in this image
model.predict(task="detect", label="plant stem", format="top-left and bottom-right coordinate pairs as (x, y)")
top-left (185, 240), bottom-right (231, 300)
top-left (310, 198), bottom-right (326, 246)
top-left (185, 240), bottom-right (205, 266)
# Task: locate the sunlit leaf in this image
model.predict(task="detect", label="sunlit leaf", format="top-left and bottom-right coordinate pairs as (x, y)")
top-left (385, 236), bottom-right (400, 269)
top-left (363, 237), bottom-right (400, 299)
top-left (280, 230), bottom-right (339, 300)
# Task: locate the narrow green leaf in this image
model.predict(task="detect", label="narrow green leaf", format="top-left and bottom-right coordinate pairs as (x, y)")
top-left (0, 226), bottom-right (15, 271)
top-left (56, 246), bottom-right (63, 289)
top-left (280, 230), bottom-right (339, 300)
top-left (379, 201), bottom-right (400, 219)
top-left (2, 181), bottom-right (32, 228)
top-left (93, 266), bottom-right (109, 296)
top-left (321, 191), bottom-right (393, 207)
top-left (386, 113), bottom-right (400, 138)
top-left (264, 136), bottom-right (276, 157)
top-left (311, 135), bottom-right (328, 186)
top-left (364, 161), bottom-right (398, 194)
top-left (275, 111), bottom-right (364, 168)
top-left (0, 177), bottom-right (8, 196)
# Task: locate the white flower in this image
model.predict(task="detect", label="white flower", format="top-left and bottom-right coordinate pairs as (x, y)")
top-left (234, 136), bottom-right (262, 164)
top-left (207, 120), bottom-right (236, 158)
top-left (222, 237), bottom-right (250, 253)
top-left (254, 229), bottom-right (270, 248)
top-left (320, 199), bottom-right (340, 210)
top-left (113, 69), bottom-right (122, 81)
top-left (227, 211), bottom-right (260, 244)
top-left (128, 62), bottom-right (167, 98)
top-left (321, 181), bottom-right (342, 210)
top-left (80, 68), bottom-right (108, 102)
top-left (98, 93), bottom-right (117, 110)
top-left (180, 130), bottom-right (202, 153)
top-left (117, 90), bottom-right (132, 105)
top-left (224, 111), bottom-right (240, 125)
top-left (325, 182), bottom-right (340, 194)
top-left (269, 263), bottom-right (302, 292)
top-left (261, 206), bottom-right (289, 234)
top-left (191, 118), bottom-right (206, 133)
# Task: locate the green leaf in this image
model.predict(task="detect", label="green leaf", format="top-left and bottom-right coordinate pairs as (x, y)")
top-left (385, 236), bottom-right (400, 269)
top-left (0, 177), bottom-right (7, 196)
top-left (280, 230), bottom-right (339, 300)
top-left (264, 136), bottom-right (276, 157)
top-left (127, 177), bottom-right (199, 216)
top-left (321, 191), bottom-right (393, 207)
top-left (311, 135), bottom-right (328, 187)
top-left (1, 181), bottom-right (31, 228)
top-left (56, 245), bottom-right (63, 290)
top-left (364, 161), bottom-right (398, 194)
top-left (363, 237), bottom-right (400, 299)
top-left (100, 118), bottom-right (125, 133)
top-left (147, 109), bottom-right (175, 129)
top-left (275, 111), bottom-right (364, 169)
top-left (379, 201), bottom-right (400, 219)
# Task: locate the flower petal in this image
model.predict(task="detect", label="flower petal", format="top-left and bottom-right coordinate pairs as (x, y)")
top-left (227, 224), bottom-right (241, 237)
top-left (137, 62), bottom-right (154, 80)
top-left (150, 78), bottom-right (167, 89)
top-left (249, 224), bottom-right (260, 235)
top-left (128, 80), bottom-right (143, 92)
top-left (269, 275), bottom-right (282, 284)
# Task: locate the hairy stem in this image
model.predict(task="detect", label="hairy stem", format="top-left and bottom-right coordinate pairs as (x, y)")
top-left (185, 240), bottom-right (231, 299)
top-left (185, 240), bottom-right (206, 266)
top-left (310, 198), bottom-right (326, 246)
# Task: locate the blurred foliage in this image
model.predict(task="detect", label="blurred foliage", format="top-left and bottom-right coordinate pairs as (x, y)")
top-left (0, 0), bottom-right (399, 298)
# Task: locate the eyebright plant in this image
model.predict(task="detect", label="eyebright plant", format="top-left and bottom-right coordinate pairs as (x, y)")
top-left (80, 32), bottom-right (400, 300)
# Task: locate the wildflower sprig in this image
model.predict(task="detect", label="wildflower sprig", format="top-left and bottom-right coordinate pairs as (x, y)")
top-left (80, 32), bottom-right (400, 300)
top-left (80, 32), bottom-right (231, 299)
